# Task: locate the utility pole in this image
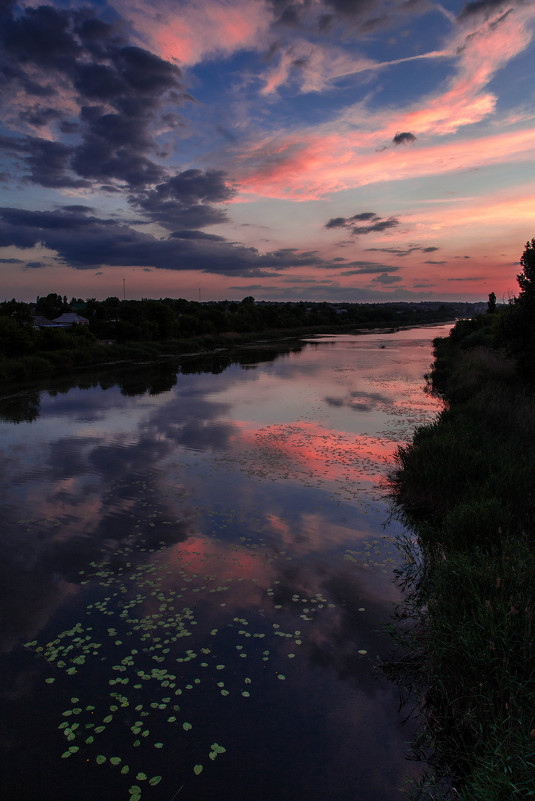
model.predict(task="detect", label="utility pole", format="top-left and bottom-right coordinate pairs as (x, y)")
top-left (123, 278), bottom-right (126, 300)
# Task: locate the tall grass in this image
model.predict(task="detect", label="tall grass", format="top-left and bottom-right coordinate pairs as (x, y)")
top-left (387, 335), bottom-right (535, 799)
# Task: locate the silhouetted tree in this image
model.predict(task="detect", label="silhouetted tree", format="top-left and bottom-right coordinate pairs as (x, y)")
top-left (517, 238), bottom-right (535, 306)
top-left (0, 299), bottom-right (33, 324)
top-left (35, 292), bottom-right (70, 319)
top-left (499, 237), bottom-right (535, 379)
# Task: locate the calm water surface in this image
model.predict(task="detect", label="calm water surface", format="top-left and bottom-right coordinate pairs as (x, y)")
top-left (0, 325), bottom-right (451, 801)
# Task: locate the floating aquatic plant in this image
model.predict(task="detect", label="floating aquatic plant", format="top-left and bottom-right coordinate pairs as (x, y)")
top-left (26, 518), bottom-right (342, 798)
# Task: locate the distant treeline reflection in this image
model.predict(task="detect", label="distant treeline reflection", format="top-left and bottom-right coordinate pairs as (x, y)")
top-left (0, 293), bottom-right (481, 385)
top-left (0, 339), bottom-right (306, 423)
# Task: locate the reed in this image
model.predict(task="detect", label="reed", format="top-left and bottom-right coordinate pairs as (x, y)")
top-left (387, 319), bottom-right (535, 800)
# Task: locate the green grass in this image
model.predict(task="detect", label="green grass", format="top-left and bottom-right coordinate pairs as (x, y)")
top-left (387, 326), bottom-right (535, 800)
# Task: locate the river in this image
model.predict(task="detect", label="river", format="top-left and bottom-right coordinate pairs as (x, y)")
top-left (0, 324), bottom-right (450, 801)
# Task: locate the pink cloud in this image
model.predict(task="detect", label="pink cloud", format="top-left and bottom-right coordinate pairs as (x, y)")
top-left (260, 40), bottom-right (379, 95)
top-left (234, 4), bottom-right (535, 199)
top-left (411, 190), bottom-right (535, 234)
top-left (112, 0), bottom-right (271, 66)
top-left (237, 125), bottom-right (535, 199)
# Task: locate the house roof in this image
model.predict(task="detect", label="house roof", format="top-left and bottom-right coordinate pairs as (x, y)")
top-left (53, 312), bottom-right (89, 324)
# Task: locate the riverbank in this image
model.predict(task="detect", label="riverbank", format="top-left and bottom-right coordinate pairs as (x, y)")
top-left (0, 318), bottom-right (452, 392)
top-left (387, 311), bottom-right (535, 799)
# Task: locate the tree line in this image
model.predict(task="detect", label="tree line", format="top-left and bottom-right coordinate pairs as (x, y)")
top-left (0, 293), bottom-right (474, 365)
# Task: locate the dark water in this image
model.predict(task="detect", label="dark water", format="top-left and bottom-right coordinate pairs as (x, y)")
top-left (0, 326), bottom-right (450, 801)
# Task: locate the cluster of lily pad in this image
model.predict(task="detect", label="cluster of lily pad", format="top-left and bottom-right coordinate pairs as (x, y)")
top-left (24, 530), bottom-right (346, 799)
top-left (343, 536), bottom-right (398, 573)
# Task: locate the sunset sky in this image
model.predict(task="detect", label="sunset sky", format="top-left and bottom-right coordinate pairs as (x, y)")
top-left (1, 0), bottom-right (534, 303)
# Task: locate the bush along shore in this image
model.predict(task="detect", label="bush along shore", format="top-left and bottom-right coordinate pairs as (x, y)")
top-left (0, 295), bottom-right (471, 386)
top-left (386, 242), bottom-right (535, 800)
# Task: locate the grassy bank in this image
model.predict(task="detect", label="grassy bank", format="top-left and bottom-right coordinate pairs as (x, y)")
top-left (387, 314), bottom-right (535, 799)
top-left (0, 326), bottom-right (323, 385)
top-left (0, 319), bottom-right (451, 388)
top-left (1, 294), bottom-right (468, 387)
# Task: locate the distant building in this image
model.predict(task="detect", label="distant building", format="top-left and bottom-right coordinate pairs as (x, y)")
top-left (53, 312), bottom-right (89, 326)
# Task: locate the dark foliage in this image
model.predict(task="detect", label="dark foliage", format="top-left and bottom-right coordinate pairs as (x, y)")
top-left (387, 239), bottom-right (535, 800)
top-left (0, 295), bottom-right (473, 383)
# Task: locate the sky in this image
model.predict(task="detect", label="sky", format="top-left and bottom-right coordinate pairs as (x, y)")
top-left (0, 0), bottom-right (534, 303)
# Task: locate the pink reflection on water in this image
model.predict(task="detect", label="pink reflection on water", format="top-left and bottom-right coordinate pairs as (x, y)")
top-left (139, 534), bottom-right (275, 618)
top-left (235, 420), bottom-right (399, 486)
top-left (266, 511), bottom-right (372, 554)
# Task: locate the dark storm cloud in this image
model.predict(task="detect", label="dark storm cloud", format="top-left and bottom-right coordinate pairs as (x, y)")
top-left (152, 170), bottom-right (234, 206)
top-left (447, 275), bottom-right (484, 281)
top-left (270, 0), bottom-right (302, 26)
top-left (73, 63), bottom-right (126, 100)
top-left (352, 217), bottom-right (398, 234)
top-left (59, 120), bottom-right (79, 134)
top-left (71, 109), bottom-right (167, 187)
top-left (170, 230), bottom-right (227, 242)
top-left (458, 0), bottom-right (520, 22)
top-left (0, 5), bottom-right (185, 190)
top-left (325, 217), bottom-right (347, 228)
top-left (18, 106), bottom-right (63, 127)
top-left (1, 4), bottom-right (80, 71)
top-left (59, 204), bottom-right (95, 214)
top-left (73, 11), bottom-right (122, 59)
top-left (135, 169), bottom-right (236, 229)
top-left (318, 13), bottom-right (334, 30)
top-left (322, 0), bottom-right (392, 30)
top-left (0, 134), bottom-right (26, 154)
top-left (112, 45), bottom-right (181, 95)
top-left (325, 212), bottom-right (399, 235)
top-left (0, 206), bottom-right (332, 277)
top-left (0, 134), bottom-right (86, 188)
top-left (366, 245), bottom-right (439, 256)
top-left (324, 0), bottom-right (379, 16)
top-left (340, 261), bottom-right (400, 275)
top-left (326, 211), bottom-right (377, 227)
top-left (424, 259), bottom-right (447, 264)
top-left (269, 0), bottom-right (392, 33)
top-left (393, 131), bottom-right (416, 145)
top-left (371, 272), bottom-right (403, 284)
top-left (26, 138), bottom-right (88, 188)
top-left (0, 4), bottom-right (180, 96)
